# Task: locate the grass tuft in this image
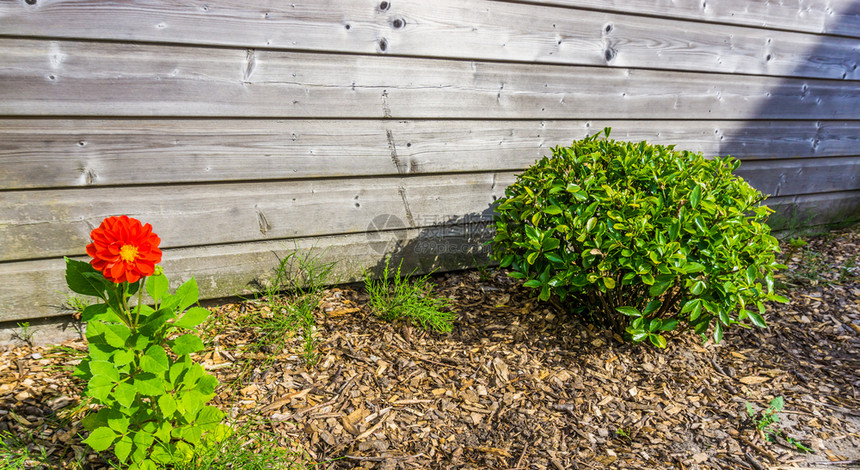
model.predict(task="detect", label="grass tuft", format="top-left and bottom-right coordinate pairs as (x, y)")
top-left (174, 419), bottom-right (312, 470)
top-left (365, 257), bottom-right (456, 333)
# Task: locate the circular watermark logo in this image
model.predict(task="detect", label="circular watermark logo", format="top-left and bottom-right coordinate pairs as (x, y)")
top-left (366, 213), bottom-right (406, 254)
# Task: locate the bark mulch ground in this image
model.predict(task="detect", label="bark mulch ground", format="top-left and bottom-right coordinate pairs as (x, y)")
top-left (2, 226), bottom-right (858, 469)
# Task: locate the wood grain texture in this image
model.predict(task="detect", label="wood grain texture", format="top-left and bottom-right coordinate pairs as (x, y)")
top-left (3, 119), bottom-right (858, 190)
top-left (737, 156), bottom-right (860, 196)
top-left (0, 172), bottom-right (512, 261)
top-left (1, 153), bottom-right (855, 262)
top-left (2, 189), bottom-right (857, 322)
top-left (767, 190), bottom-right (860, 229)
top-left (0, 224), bottom-right (493, 322)
top-left (2, 39), bottom-right (859, 119)
top-left (2, 0), bottom-right (858, 79)
top-left (497, 0), bottom-right (860, 39)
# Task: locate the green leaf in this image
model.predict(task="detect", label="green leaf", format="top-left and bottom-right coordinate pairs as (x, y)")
top-left (175, 424), bottom-right (203, 445)
top-left (522, 279), bottom-right (542, 288)
top-left (195, 405), bottom-right (225, 428)
top-left (746, 265), bottom-right (758, 284)
top-left (133, 373), bottom-right (165, 396)
top-left (682, 262), bottom-right (706, 274)
top-left (658, 319), bottom-right (679, 331)
top-left (175, 277), bottom-right (199, 311)
top-left (539, 285), bottom-right (550, 301)
top-left (713, 322), bottom-right (724, 344)
top-left (81, 303), bottom-right (108, 322)
top-left (545, 253), bottom-right (564, 264)
top-left (146, 273), bottom-right (169, 303)
top-left (768, 294), bottom-right (789, 303)
top-left (107, 408), bottom-right (130, 432)
top-left (141, 345), bottom-right (170, 374)
top-left (585, 217), bottom-right (596, 232)
top-left (541, 237), bottom-right (560, 251)
top-left (195, 375), bottom-right (218, 395)
top-left (689, 301), bottom-right (703, 321)
top-left (174, 307), bottom-right (210, 329)
top-left (748, 310), bottom-right (767, 328)
top-left (83, 427), bottom-right (119, 452)
top-left (112, 349), bottom-right (135, 367)
top-left (642, 299), bottom-right (661, 316)
top-left (170, 334), bottom-right (205, 356)
top-left (649, 280), bottom-right (672, 297)
top-left (543, 205), bottom-right (563, 215)
top-left (690, 280), bottom-right (706, 295)
top-left (86, 375), bottom-right (115, 402)
top-left (690, 185), bottom-right (702, 208)
top-left (140, 308), bottom-right (175, 337)
top-left (89, 360), bottom-right (120, 382)
top-left (114, 435), bottom-right (133, 462)
top-left (158, 393), bottom-right (178, 417)
top-left (137, 460), bottom-right (158, 470)
top-left (616, 306), bottom-right (641, 317)
top-left (525, 251), bottom-right (539, 265)
top-left (680, 299), bottom-right (699, 314)
top-left (65, 258), bottom-right (107, 298)
top-left (112, 382), bottom-right (136, 408)
top-left (631, 332), bottom-right (648, 342)
top-left (718, 309), bottom-right (731, 326)
top-left (101, 322), bottom-right (131, 349)
top-left (603, 277), bottom-right (616, 289)
top-left (649, 334), bottom-right (668, 349)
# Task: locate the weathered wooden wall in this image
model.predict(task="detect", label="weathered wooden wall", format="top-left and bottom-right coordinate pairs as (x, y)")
top-left (1, 0), bottom-right (859, 321)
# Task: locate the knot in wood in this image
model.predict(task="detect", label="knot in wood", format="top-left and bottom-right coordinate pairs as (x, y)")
top-left (604, 48), bottom-right (617, 62)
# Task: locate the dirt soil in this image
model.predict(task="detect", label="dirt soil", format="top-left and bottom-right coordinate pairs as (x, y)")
top-left (2, 227), bottom-right (859, 470)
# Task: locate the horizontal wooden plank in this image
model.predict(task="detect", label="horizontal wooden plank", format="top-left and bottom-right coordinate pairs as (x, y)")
top-left (2, 0), bottom-right (858, 80)
top-left (0, 223), bottom-right (494, 322)
top-left (737, 157), bottom-right (860, 197)
top-left (2, 39), bottom-right (858, 119)
top-left (499, 0), bottom-right (860, 39)
top-left (0, 172), bottom-right (513, 261)
top-left (3, 189), bottom-right (857, 322)
top-left (767, 190), bottom-right (860, 230)
top-left (2, 119), bottom-right (859, 190)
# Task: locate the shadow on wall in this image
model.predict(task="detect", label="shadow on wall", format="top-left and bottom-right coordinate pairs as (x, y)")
top-left (718, 1), bottom-right (860, 232)
top-left (365, 206), bottom-right (497, 280)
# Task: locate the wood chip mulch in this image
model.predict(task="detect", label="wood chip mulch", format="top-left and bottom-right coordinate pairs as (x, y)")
top-left (2, 226), bottom-right (859, 469)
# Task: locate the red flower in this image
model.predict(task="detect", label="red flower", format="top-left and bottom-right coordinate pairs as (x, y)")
top-left (86, 216), bottom-right (162, 284)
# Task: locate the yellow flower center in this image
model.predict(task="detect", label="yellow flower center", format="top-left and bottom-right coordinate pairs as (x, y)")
top-left (119, 244), bottom-right (139, 263)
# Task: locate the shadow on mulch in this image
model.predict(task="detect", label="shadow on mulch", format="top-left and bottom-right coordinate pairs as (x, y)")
top-left (1, 226), bottom-right (858, 470)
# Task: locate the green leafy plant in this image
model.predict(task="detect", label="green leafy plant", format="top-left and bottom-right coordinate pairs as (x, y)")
top-left (173, 419), bottom-right (310, 470)
top-left (784, 237), bottom-right (808, 261)
top-left (0, 430), bottom-right (51, 469)
top-left (491, 129), bottom-right (786, 347)
top-left (67, 215), bottom-right (227, 469)
top-left (65, 293), bottom-right (89, 317)
top-left (13, 321), bottom-right (34, 346)
top-left (245, 248), bottom-right (335, 367)
top-left (746, 397), bottom-right (813, 453)
top-left (365, 257), bottom-right (456, 333)
top-left (746, 396), bottom-right (782, 435)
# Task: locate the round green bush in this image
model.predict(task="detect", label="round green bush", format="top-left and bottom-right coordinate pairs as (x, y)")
top-left (490, 129), bottom-right (785, 347)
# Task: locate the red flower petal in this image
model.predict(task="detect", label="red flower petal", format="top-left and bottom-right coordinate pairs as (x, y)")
top-left (86, 216), bottom-right (162, 284)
